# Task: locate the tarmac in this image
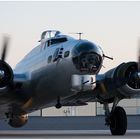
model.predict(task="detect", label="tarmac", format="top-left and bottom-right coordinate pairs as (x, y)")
top-left (0, 116), bottom-right (140, 138)
top-left (0, 130), bottom-right (140, 138)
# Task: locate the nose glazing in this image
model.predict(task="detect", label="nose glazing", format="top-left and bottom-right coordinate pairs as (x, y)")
top-left (72, 41), bottom-right (103, 74)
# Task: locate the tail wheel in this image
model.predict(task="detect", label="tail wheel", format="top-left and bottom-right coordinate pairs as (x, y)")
top-left (110, 106), bottom-right (127, 135)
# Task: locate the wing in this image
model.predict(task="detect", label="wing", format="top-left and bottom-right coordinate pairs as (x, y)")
top-left (62, 61), bottom-right (140, 106)
top-left (95, 61), bottom-right (140, 100)
top-left (13, 73), bottom-right (29, 82)
top-left (0, 71), bottom-right (31, 119)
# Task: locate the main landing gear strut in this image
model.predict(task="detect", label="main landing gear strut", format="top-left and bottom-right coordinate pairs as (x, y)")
top-left (103, 98), bottom-right (127, 135)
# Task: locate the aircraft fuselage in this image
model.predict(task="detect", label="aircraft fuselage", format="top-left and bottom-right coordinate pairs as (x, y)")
top-left (14, 33), bottom-right (103, 111)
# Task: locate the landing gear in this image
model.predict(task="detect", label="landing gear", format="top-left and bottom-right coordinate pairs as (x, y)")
top-left (104, 98), bottom-right (127, 135)
top-left (110, 106), bottom-right (127, 135)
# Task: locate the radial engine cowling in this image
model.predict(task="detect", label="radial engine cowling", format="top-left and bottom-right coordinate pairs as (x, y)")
top-left (98, 62), bottom-right (140, 99)
top-left (0, 60), bottom-right (13, 88)
top-left (8, 114), bottom-right (28, 128)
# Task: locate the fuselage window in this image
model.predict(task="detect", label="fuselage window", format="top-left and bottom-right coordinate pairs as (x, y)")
top-left (48, 55), bottom-right (52, 63)
top-left (50, 38), bottom-right (67, 45)
top-left (47, 40), bottom-right (51, 47)
top-left (64, 51), bottom-right (70, 58)
top-left (47, 38), bottom-right (67, 47)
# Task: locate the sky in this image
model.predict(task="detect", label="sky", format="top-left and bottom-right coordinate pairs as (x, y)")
top-left (0, 1), bottom-right (140, 73)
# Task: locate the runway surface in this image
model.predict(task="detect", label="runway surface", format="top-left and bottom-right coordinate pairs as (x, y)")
top-left (1, 116), bottom-right (140, 130)
top-left (0, 116), bottom-right (140, 138)
top-left (0, 130), bottom-right (140, 138)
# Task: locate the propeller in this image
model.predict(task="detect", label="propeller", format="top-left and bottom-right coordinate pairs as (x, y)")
top-left (0, 35), bottom-right (13, 88)
top-left (1, 36), bottom-right (10, 61)
top-left (138, 38), bottom-right (140, 72)
top-left (127, 38), bottom-right (140, 89)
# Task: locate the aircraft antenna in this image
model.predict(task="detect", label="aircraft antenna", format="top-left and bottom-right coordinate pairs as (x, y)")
top-left (77, 32), bottom-right (83, 40)
top-left (69, 32), bottom-right (84, 40)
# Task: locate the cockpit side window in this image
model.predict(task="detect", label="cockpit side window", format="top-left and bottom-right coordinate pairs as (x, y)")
top-left (47, 40), bottom-right (51, 47)
top-left (47, 37), bottom-right (67, 47)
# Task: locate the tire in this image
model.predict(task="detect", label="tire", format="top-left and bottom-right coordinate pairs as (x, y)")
top-left (110, 106), bottom-right (127, 135)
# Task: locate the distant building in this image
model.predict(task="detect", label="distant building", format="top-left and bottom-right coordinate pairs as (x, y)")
top-left (29, 99), bottom-right (140, 116)
top-left (97, 99), bottom-right (140, 115)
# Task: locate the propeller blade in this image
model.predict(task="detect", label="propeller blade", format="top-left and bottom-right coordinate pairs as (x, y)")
top-left (1, 36), bottom-right (9, 61)
top-left (138, 38), bottom-right (140, 71)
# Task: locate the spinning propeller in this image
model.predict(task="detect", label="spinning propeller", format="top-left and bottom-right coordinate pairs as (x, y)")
top-left (1, 36), bottom-right (9, 62)
top-left (126, 38), bottom-right (140, 89)
top-left (0, 35), bottom-right (13, 88)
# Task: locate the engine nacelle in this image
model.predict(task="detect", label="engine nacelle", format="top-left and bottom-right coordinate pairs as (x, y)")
top-left (8, 114), bottom-right (28, 128)
top-left (0, 60), bottom-right (13, 88)
top-left (97, 62), bottom-right (140, 100)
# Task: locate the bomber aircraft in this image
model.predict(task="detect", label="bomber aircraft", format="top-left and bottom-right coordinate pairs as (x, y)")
top-left (0, 30), bottom-right (139, 135)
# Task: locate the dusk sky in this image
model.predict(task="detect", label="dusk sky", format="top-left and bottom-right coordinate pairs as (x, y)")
top-left (0, 1), bottom-right (140, 73)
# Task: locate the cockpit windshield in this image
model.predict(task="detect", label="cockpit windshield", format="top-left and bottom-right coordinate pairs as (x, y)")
top-left (40, 30), bottom-right (61, 41)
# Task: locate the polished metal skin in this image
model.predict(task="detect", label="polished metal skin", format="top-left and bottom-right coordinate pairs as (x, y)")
top-left (0, 30), bottom-right (140, 133)
top-left (11, 31), bottom-right (104, 113)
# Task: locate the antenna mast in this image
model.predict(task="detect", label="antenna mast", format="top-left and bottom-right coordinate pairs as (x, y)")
top-left (76, 32), bottom-right (83, 40)
top-left (69, 32), bottom-right (84, 40)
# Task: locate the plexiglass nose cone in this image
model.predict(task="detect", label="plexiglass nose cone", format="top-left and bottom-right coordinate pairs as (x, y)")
top-left (72, 41), bottom-right (103, 74)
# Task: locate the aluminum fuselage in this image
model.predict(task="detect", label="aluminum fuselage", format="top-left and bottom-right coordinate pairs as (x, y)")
top-left (14, 37), bottom-right (82, 111)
